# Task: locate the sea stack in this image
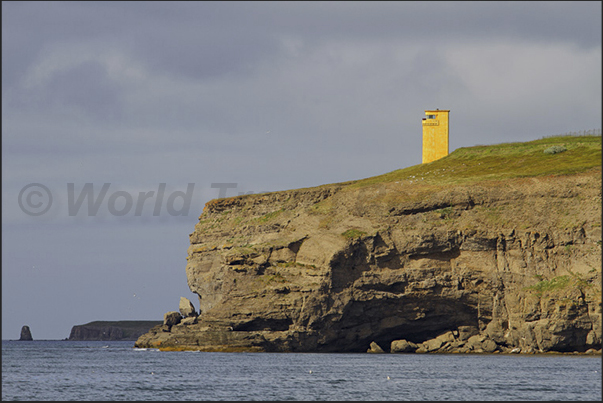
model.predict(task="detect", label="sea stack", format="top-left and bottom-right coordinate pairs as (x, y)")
top-left (19, 325), bottom-right (33, 341)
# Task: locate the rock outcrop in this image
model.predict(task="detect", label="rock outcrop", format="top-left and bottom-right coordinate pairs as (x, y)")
top-left (68, 321), bottom-right (162, 341)
top-left (19, 325), bottom-right (33, 341)
top-left (135, 137), bottom-right (602, 353)
top-left (179, 297), bottom-right (198, 318)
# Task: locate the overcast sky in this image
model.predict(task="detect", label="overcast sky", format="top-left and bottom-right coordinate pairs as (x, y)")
top-left (2, 1), bottom-right (601, 340)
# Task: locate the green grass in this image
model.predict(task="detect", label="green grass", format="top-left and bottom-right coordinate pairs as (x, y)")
top-left (341, 229), bottom-right (367, 239)
top-left (527, 275), bottom-right (571, 296)
top-left (262, 272), bottom-right (288, 284)
top-left (277, 261), bottom-right (317, 269)
top-left (254, 208), bottom-right (285, 223)
top-left (345, 135), bottom-right (601, 189)
top-left (526, 270), bottom-right (599, 298)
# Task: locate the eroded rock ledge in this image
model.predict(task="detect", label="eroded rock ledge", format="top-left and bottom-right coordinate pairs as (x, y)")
top-left (135, 170), bottom-right (602, 354)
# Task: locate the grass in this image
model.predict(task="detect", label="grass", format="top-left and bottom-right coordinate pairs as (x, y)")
top-left (527, 275), bottom-right (571, 296)
top-left (345, 135), bottom-right (601, 189)
top-left (254, 208), bottom-right (285, 223)
top-left (261, 272), bottom-right (289, 284)
top-left (341, 229), bottom-right (367, 239)
top-left (434, 207), bottom-right (455, 220)
top-left (526, 270), bottom-right (599, 298)
top-left (277, 261), bottom-right (317, 269)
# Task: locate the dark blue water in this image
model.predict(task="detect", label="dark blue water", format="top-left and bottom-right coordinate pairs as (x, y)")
top-left (2, 340), bottom-right (601, 401)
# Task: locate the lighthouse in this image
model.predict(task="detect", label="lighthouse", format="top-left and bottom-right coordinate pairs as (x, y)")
top-left (422, 109), bottom-right (449, 163)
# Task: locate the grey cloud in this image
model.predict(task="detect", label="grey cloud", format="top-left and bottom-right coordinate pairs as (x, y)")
top-left (4, 2), bottom-right (600, 85)
top-left (30, 60), bottom-right (124, 121)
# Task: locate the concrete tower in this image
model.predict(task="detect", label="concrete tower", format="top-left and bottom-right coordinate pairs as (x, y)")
top-left (422, 109), bottom-right (449, 163)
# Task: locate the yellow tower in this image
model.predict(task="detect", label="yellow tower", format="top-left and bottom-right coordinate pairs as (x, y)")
top-left (422, 109), bottom-right (449, 163)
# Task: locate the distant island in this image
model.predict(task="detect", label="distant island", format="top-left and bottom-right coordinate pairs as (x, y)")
top-left (67, 321), bottom-right (162, 341)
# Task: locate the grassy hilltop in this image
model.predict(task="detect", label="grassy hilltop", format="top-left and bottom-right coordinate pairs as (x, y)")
top-left (225, 135), bottom-right (601, 210)
top-left (348, 135), bottom-right (601, 188)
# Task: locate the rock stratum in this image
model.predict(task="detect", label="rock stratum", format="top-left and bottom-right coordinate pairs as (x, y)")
top-left (69, 321), bottom-right (162, 341)
top-left (135, 136), bottom-right (602, 354)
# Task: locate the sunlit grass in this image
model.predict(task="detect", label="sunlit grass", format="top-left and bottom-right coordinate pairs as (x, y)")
top-left (345, 135), bottom-right (601, 189)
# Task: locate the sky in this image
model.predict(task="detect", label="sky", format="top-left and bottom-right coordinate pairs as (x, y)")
top-left (2, 1), bottom-right (601, 340)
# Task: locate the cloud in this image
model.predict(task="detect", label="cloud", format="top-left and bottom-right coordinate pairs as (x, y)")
top-left (444, 41), bottom-right (602, 140)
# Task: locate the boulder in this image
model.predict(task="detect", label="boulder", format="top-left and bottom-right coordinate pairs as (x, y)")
top-left (466, 334), bottom-right (486, 350)
top-left (367, 341), bottom-right (385, 353)
top-left (464, 334), bottom-right (498, 353)
top-left (415, 344), bottom-right (428, 354)
top-left (390, 339), bottom-right (418, 353)
top-left (19, 325), bottom-right (33, 341)
top-left (436, 331), bottom-right (456, 344)
top-left (485, 319), bottom-right (506, 344)
top-left (163, 311), bottom-right (182, 328)
top-left (482, 339), bottom-right (498, 353)
top-left (179, 297), bottom-right (198, 318)
top-left (423, 337), bottom-right (444, 352)
top-left (457, 325), bottom-right (479, 341)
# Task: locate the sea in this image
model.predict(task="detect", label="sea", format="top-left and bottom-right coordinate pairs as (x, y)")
top-left (2, 340), bottom-right (601, 401)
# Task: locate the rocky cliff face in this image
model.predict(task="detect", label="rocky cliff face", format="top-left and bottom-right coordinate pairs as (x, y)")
top-left (135, 137), bottom-right (602, 354)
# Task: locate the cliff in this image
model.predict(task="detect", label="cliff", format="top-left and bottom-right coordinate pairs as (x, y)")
top-left (68, 321), bottom-right (162, 341)
top-left (135, 136), bottom-right (602, 353)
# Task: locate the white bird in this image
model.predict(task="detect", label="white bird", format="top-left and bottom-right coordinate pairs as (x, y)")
top-left (309, 370), bottom-right (312, 374)
top-left (387, 376), bottom-right (390, 380)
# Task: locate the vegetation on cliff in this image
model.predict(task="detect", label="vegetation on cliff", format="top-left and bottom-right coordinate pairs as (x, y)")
top-left (350, 135), bottom-right (601, 187)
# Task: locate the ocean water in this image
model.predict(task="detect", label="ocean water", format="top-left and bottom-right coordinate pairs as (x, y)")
top-left (2, 340), bottom-right (601, 401)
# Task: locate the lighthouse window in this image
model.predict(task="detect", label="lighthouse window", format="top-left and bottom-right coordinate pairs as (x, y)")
top-left (426, 114), bottom-right (436, 119)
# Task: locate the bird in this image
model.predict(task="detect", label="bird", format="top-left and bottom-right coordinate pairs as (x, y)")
top-left (387, 376), bottom-right (391, 380)
top-left (309, 370), bottom-right (312, 374)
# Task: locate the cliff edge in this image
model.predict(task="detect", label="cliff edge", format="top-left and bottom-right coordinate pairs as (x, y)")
top-left (136, 136), bottom-right (602, 353)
